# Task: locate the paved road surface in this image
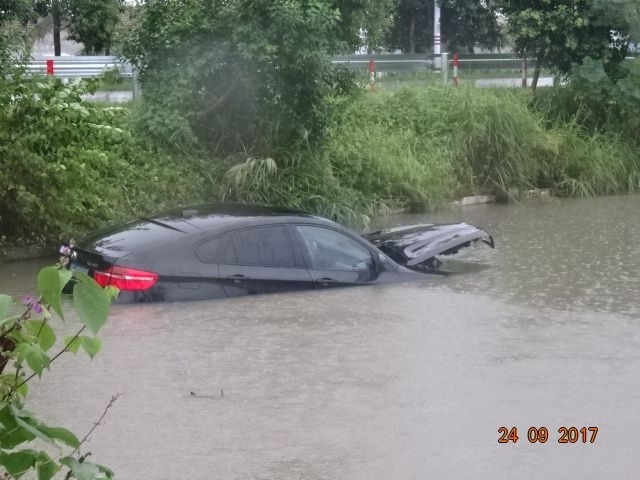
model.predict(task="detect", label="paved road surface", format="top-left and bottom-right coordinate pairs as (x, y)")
top-left (475, 76), bottom-right (554, 87)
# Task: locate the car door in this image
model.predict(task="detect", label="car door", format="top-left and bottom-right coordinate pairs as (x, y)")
top-left (218, 225), bottom-right (314, 297)
top-left (293, 225), bottom-right (385, 288)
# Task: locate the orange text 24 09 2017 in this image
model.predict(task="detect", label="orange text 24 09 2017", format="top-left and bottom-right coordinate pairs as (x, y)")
top-left (498, 426), bottom-right (599, 444)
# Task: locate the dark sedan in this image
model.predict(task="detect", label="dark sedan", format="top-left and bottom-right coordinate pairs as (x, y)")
top-left (65, 204), bottom-right (494, 303)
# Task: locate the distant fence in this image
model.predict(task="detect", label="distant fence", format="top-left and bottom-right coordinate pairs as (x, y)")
top-left (333, 52), bottom-right (638, 74)
top-left (26, 52), bottom-right (638, 80)
top-left (451, 53), bottom-right (526, 70)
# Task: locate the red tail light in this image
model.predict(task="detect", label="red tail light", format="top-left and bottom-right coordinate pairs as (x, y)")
top-left (93, 266), bottom-right (159, 291)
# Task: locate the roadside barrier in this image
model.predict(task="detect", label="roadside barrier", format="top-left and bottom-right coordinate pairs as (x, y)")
top-left (368, 59), bottom-right (376, 91)
top-left (452, 53), bottom-right (459, 86)
top-left (27, 56), bottom-right (133, 79)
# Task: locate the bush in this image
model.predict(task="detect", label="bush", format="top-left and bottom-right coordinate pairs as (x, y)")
top-left (0, 74), bottom-right (208, 245)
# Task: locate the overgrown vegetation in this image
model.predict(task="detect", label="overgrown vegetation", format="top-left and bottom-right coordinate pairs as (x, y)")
top-left (1, 0), bottom-right (639, 247)
top-left (0, 70), bottom-right (209, 245)
top-left (2, 72), bottom-right (639, 245)
top-left (0, 253), bottom-right (116, 479)
top-left (211, 83), bottom-right (639, 224)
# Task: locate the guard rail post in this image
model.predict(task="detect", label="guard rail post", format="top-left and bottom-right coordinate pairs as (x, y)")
top-left (453, 53), bottom-right (459, 86)
top-left (441, 52), bottom-right (448, 85)
top-left (132, 65), bottom-right (140, 99)
top-left (368, 59), bottom-right (376, 91)
top-left (522, 57), bottom-right (528, 88)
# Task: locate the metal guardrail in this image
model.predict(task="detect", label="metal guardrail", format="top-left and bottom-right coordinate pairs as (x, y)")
top-left (25, 53), bottom-right (638, 85)
top-left (27, 55), bottom-right (133, 78)
top-left (453, 57), bottom-right (527, 70)
top-left (332, 54), bottom-right (433, 71)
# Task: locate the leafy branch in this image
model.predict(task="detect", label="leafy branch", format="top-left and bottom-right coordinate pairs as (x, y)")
top-left (0, 255), bottom-right (118, 480)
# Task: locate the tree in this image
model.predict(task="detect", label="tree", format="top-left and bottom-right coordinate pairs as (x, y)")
top-left (67, 0), bottom-right (124, 54)
top-left (28, 0), bottom-right (123, 55)
top-left (387, 0), bottom-right (502, 54)
top-left (0, 0), bottom-right (34, 24)
top-left (122, 0), bottom-right (380, 156)
top-left (592, 0), bottom-right (640, 39)
top-left (496, 0), bottom-right (633, 90)
top-left (338, 0), bottom-right (396, 52)
top-left (440, 0), bottom-right (502, 53)
top-left (388, 0), bottom-right (432, 53)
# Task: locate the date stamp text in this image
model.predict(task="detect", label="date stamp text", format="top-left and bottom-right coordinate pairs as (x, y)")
top-left (498, 426), bottom-right (599, 444)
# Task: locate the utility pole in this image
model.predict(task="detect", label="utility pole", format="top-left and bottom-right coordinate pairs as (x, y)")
top-left (52, 0), bottom-right (61, 56)
top-left (434, 1), bottom-right (441, 69)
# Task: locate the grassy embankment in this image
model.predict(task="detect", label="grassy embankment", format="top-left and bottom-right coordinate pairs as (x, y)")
top-left (221, 86), bottom-right (639, 223)
top-left (2, 83), bottom-right (638, 250)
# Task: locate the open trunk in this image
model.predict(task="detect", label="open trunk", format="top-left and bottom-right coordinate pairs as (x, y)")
top-left (364, 223), bottom-right (494, 271)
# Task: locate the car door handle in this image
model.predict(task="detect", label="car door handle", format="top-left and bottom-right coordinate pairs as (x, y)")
top-left (226, 274), bottom-right (248, 283)
top-left (315, 277), bottom-right (338, 286)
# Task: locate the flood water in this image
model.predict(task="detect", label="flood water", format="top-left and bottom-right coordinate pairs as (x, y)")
top-left (2, 195), bottom-right (639, 479)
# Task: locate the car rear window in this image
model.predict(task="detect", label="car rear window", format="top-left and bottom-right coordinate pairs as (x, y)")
top-left (79, 218), bottom-right (187, 257)
top-left (224, 226), bottom-right (297, 267)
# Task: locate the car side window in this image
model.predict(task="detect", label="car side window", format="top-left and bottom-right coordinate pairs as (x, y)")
top-left (195, 234), bottom-right (226, 263)
top-left (296, 225), bottom-right (373, 271)
top-left (225, 226), bottom-right (297, 267)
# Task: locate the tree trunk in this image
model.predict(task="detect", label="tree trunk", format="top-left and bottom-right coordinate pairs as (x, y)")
top-left (408, 14), bottom-right (416, 53)
top-left (52, 0), bottom-right (61, 56)
top-left (531, 47), bottom-right (546, 92)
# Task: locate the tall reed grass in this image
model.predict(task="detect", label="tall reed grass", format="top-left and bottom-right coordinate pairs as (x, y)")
top-left (220, 85), bottom-right (639, 224)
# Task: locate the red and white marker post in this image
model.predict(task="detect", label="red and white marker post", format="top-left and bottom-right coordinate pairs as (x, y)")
top-left (46, 59), bottom-right (54, 75)
top-left (453, 53), bottom-right (460, 86)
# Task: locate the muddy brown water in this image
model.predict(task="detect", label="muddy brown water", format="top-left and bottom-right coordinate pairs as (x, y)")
top-left (2, 195), bottom-right (639, 479)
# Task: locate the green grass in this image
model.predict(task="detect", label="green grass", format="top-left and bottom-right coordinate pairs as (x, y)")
top-left (219, 85), bottom-right (639, 226)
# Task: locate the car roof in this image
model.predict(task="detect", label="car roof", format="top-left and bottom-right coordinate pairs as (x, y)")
top-left (78, 204), bottom-right (342, 257)
top-left (153, 203), bottom-right (328, 232)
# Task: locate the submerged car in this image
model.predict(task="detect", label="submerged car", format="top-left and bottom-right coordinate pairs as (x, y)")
top-left (66, 204), bottom-right (494, 303)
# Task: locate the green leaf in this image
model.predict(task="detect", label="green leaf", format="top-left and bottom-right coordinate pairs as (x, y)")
top-left (37, 267), bottom-right (71, 320)
top-left (60, 457), bottom-right (102, 480)
top-left (9, 406), bottom-right (56, 446)
top-left (64, 335), bottom-right (81, 354)
top-left (0, 315), bottom-right (18, 329)
top-left (24, 320), bottom-right (57, 351)
top-left (16, 343), bottom-right (50, 377)
top-left (0, 405), bottom-right (36, 448)
top-left (36, 452), bottom-right (58, 480)
top-left (0, 294), bottom-right (12, 319)
top-left (79, 336), bottom-right (102, 359)
top-left (15, 379), bottom-right (29, 398)
top-left (38, 425), bottom-right (80, 448)
top-left (73, 273), bottom-right (110, 335)
top-left (0, 450), bottom-right (37, 478)
top-left (104, 286), bottom-right (120, 301)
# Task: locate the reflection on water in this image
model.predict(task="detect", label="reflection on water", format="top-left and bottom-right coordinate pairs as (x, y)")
top-left (1, 195), bottom-right (639, 480)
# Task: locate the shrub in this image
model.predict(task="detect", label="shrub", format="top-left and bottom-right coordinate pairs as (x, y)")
top-left (0, 75), bottom-right (208, 245)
